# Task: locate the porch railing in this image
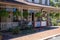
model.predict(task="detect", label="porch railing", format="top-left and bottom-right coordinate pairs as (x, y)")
top-left (0, 22), bottom-right (19, 30)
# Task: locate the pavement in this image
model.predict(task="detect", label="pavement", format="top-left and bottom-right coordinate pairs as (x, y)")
top-left (47, 36), bottom-right (60, 40)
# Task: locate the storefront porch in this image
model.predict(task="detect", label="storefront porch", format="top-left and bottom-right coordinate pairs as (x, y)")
top-left (0, 1), bottom-right (60, 31)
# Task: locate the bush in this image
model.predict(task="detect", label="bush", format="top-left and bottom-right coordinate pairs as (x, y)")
top-left (12, 27), bottom-right (20, 34)
top-left (8, 28), bottom-right (13, 32)
top-left (20, 25), bottom-right (33, 30)
top-left (0, 32), bottom-right (2, 36)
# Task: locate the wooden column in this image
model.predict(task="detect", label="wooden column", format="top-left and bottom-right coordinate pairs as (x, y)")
top-left (21, 9), bottom-right (23, 26)
top-left (47, 11), bottom-right (51, 26)
top-left (47, 13), bottom-right (49, 26)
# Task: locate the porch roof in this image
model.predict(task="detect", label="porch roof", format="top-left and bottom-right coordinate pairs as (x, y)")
top-left (15, 0), bottom-right (60, 10)
top-left (0, 0), bottom-right (60, 12)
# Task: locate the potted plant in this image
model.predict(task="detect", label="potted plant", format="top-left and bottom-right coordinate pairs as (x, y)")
top-left (13, 9), bottom-right (21, 21)
top-left (0, 9), bottom-right (9, 23)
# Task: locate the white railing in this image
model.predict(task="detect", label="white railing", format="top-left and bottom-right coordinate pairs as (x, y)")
top-left (0, 22), bottom-right (19, 30)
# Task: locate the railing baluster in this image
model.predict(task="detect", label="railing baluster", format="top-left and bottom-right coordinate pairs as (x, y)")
top-left (0, 22), bottom-right (19, 30)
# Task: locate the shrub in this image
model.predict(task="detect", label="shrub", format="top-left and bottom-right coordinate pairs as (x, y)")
top-left (12, 27), bottom-right (20, 34)
top-left (0, 32), bottom-right (2, 35)
top-left (8, 27), bottom-right (20, 35)
top-left (8, 28), bottom-right (13, 32)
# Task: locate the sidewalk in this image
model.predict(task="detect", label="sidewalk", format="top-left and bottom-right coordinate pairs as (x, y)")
top-left (9, 28), bottom-right (60, 40)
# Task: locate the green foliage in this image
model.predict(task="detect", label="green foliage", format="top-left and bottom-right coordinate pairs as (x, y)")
top-left (8, 28), bottom-right (13, 32)
top-left (0, 9), bottom-right (9, 17)
top-left (50, 0), bottom-right (55, 6)
top-left (35, 12), bottom-right (42, 17)
top-left (11, 27), bottom-right (20, 34)
top-left (13, 10), bottom-right (21, 16)
top-left (49, 12), bottom-right (59, 18)
top-left (50, 0), bottom-right (60, 7)
top-left (49, 12), bottom-right (60, 26)
top-left (54, 3), bottom-right (58, 7)
top-left (0, 32), bottom-right (2, 35)
top-left (23, 10), bottom-right (28, 18)
top-left (54, 13), bottom-right (59, 18)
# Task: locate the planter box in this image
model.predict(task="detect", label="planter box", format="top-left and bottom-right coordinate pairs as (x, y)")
top-left (41, 21), bottom-right (47, 26)
top-left (35, 21), bottom-right (40, 27)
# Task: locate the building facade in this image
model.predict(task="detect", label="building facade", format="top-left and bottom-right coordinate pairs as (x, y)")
top-left (0, 0), bottom-right (60, 30)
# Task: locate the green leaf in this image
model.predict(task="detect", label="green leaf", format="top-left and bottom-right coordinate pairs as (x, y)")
top-left (13, 10), bottom-right (21, 16)
top-left (35, 12), bottom-right (42, 17)
top-left (0, 9), bottom-right (9, 17)
top-left (23, 10), bottom-right (28, 18)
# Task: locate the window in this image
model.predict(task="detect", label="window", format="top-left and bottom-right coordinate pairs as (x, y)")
top-left (32, 0), bottom-right (34, 2)
top-left (39, 0), bottom-right (42, 4)
top-left (27, 0), bottom-right (32, 2)
top-left (34, 0), bottom-right (39, 3)
top-left (47, 0), bottom-right (50, 5)
top-left (28, 10), bottom-right (35, 14)
top-left (42, 0), bottom-right (45, 5)
top-left (45, 0), bottom-right (47, 5)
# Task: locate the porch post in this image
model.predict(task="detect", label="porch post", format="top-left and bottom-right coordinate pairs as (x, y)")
top-left (27, 9), bottom-right (29, 21)
top-left (47, 11), bottom-right (50, 26)
top-left (40, 8), bottom-right (44, 27)
top-left (21, 9), bottom-right (23, 26)
top-left (0, 17), bottom-right (1, 28)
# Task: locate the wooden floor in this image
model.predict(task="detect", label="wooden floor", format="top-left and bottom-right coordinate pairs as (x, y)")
top-left (10, 27), bottom-right (60, 40)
